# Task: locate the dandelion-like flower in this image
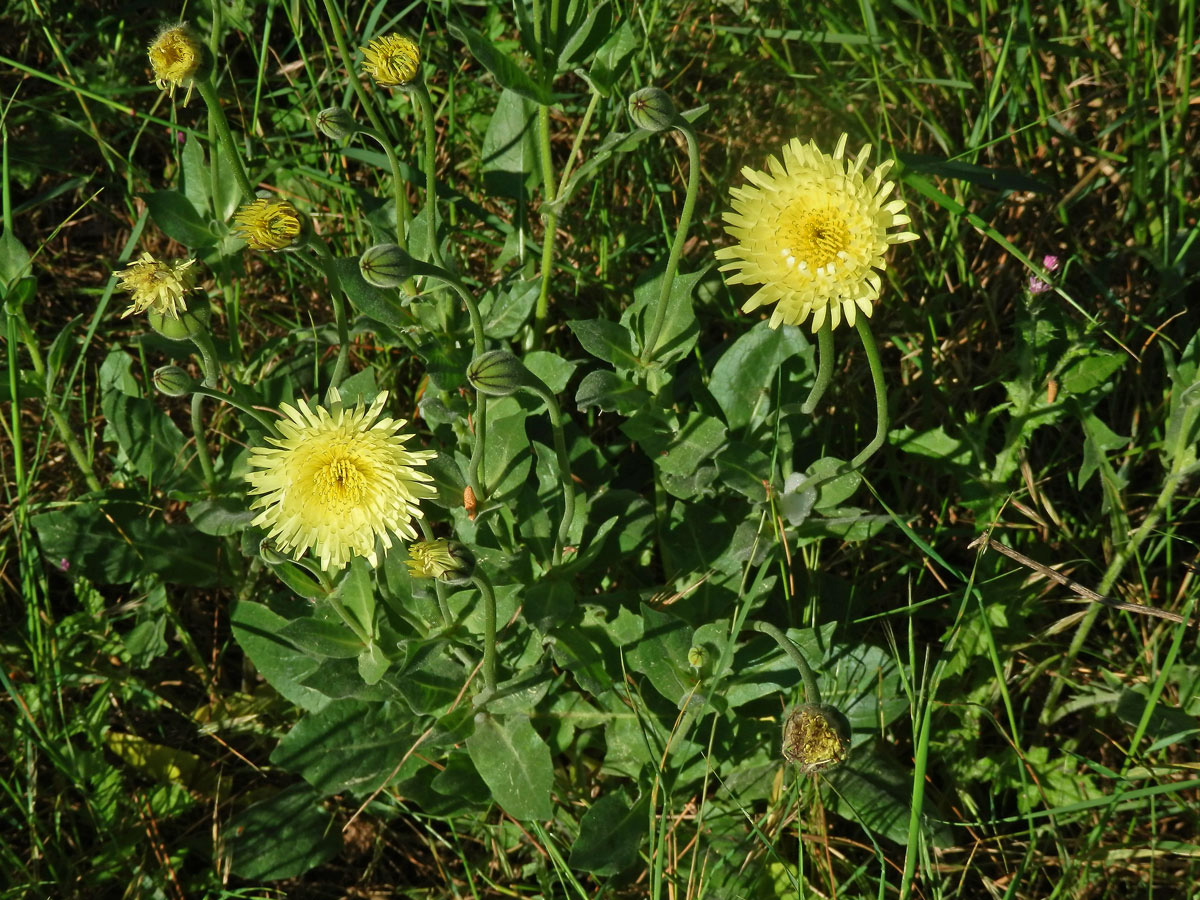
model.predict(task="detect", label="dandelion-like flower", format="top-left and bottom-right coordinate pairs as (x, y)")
top-left (716, 134), bottom-right (918, 332)
top-left (148, 24), bottom-right (204, 102)
top-left (246, 389), bottom-right (436, 572)
top-left (406, 539), bottom-right (475, 584)
top-left (112, 252), bottom-right (197, 319)
top-left (361, 34), bottom-right (421, 87)
top-left (232, 199), bottom-right (303, 251)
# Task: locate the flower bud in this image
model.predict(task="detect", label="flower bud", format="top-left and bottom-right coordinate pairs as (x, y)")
top-left (406, 539), bottom-right (476, 585)
top-left (152, 365), bottom-right (197, 397)
top-left (232, 199), bottom-right (305, 251)
top-left (361, 34), bottom-right (421, 87)
top-left (315, 107), bottom-right (358, 140)
top-left (359, 243), bottom-right (419, 288)
top-left (467, 350), bottom-right (531, 397)
top-left (627, 87), bottom-right (680, 132)
top-left (148, 23), bottom-right (208, 103)
top-left (147, 296), bottom-right (211, 342)
top-left (687, 646), bottom-right (707, 669)
top-left (781, 703), bottom-right (851, 775)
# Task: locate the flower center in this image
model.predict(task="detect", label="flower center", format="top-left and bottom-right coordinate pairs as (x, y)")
top-left (780, 205), bottom-right (850, 271)
top-left (315, 453), bottom-right (367, 506)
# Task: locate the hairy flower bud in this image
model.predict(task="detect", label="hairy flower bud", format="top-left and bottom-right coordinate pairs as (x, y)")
top-left (467, 350), bottom-right (531, 398)
top-left (361, 34), bottom-right (421, 87)
top-left (232, 199), bottom-right (304, 251)
top-left (406, 539), bottom-right (476, 585)
top-left (627, 87), bottom-right (681, 132)
top-left (152, 365), bottom-right (197, 397)
top-left (781, 703), bottom-right (851, 775)
top-left (148, 23), bottom-right (207, 103)
top-left (359, 243), bottom-right (419, 288)
top-left (315, 107), bottom-right (358, 140)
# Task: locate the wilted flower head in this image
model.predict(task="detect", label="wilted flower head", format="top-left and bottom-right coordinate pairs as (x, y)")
top-left (716, 134), bottom-right (918, 332)
top-left (781, 703), bottom-right (851, 775)
top-left (1028, 254), bottom-right (1060, 294)
top-left (406, 539), bottom-right (476, 584)
top-left (113, 252), bottom-right (197, 319)
top-left (148, 24), bottom-right (204, 102)
top-left (246, 389), bottom-right (436, 572)
top-left (232, 199), bottom-right (303, 251)
top-left (361, 34), bottom-right (421, 87)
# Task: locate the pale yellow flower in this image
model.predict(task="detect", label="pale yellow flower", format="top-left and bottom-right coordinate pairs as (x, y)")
top-left (246, 390), bottom-right (436, 572)
top-left (406, 539), bottom-right (475, 584)
top-left (361, 34), bottom-right (421, 87)
top-left (112, 252), bottom-right (197, 319)
top-left (148, 24), bottom-right (204, 102)
top-left (716, 134), bottom-right (918, 332)
top-left (232, 199), bottom-right (303, 251)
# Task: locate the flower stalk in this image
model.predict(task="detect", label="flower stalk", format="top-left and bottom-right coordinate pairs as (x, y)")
top-left (848, 318), bottom-right (888, 470)
top-left (801, 321), bottom-right (834, 415)
top-left (193, 75), bottom-right (254, 202)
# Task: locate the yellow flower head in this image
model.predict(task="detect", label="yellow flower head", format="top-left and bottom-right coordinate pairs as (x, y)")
top-left (716, 134), bottom-right (918, 332)
top-left (782, 703), bottom-right (851, 775)
top-left (406, 539), bottom-right (475, 585)
top-left (246, 389), bottom-right (436, 572)
top-left (361, 34), bottom-right (421, 87)
top-left (112, 252), bottom-right (197, 319)
top-left (148, 24), bottom-right (204, 102)
top-left (232, 199), bottom-right (303, 251)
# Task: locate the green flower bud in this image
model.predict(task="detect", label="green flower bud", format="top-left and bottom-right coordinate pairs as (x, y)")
top-left (315, 106), bottom-right (358, 140)
top-left (467, 350), bottom-right (531, 397)
top-left (687, 646), bottom-right (707, 669)
top-left (781, 703), bottom-right (851, 775)
top-left (628, 87), bottom-right (680, 132)
top-left (258, 539), bottom-right (289, 566)
top-left (147, 295), bottom-right (211, 341)
top-left (152, 365), bottom-right (197, 397)
top-left (359, 243), bottom-right (419, 289)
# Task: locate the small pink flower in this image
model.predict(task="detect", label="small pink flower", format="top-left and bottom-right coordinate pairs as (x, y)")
top-left (58, 558), bottom-right (70, 572)
top-left (1028, 254), bottom-right (1061, 294)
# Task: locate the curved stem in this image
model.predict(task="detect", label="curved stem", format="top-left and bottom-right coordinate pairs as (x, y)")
top-left (472, 572), bottom-right (498, 694)
top-left (751, 621), bottom-right (822, 706)
top-left (306, 236), bottom-right (352, 391)
top-left (319, 0), bottom-right (387, 138)
top-left (801, 321), bottom-right (834, 415)
top-left (327, 592), bottom-right (372, 646)
top-left (189, 329), bottom-right (221, 388)
top-left (525, 383), bottom-right (575, 566)
top-left (361, 127), bottom-right (411, 252)
top-left (190, 385), bottom-right (279, 433)
top-left (412, 81), bottom-right (443, 268)
top-left (189, 393), bottom-right (216, 492)
top-left (640, 123), bottom-right (701, 366)
top-left (194, 76), bottom-right (254, 202)
top-left (849, 317), bottom-right (888, 470)
top-left (530, 0), bottom-right (557, 349)
top-left (468, 392), bottom-right (487, 506)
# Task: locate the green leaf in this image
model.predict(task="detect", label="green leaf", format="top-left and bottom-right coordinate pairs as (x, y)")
top-left (557, 1), bottom-right (613, 70)
top-left (272, 700), bottom-right (422, 795)
top-left (358, 641), bottom-right (390, 685)
top-left (575, 369), bottom-right (650, 415)
top-left (448, 22), bottom-right (551, 105)
top-left (1060, 349), bottom-right (1126, 395)
top-left (626, 604), bottom-right (696, 704)
top-left (1078, 412), bottom-right (1128, 490)
top-left (899, 153), bottom-right (1052, 194)
top-left (0, 228), bottom-right (32, 288)
top-left (624, 268), bottom-right (703, 367)
top-left (480, 89), bottom-right (538, 201)
top-left (523, 350), bottom-right (577, 395)
top-left (331, 558), bottom-right (375, 640)
top-left (482, 396), bottom-right (531, 500)
top-left (141, 190), bottom-right (214, 249)
top-left (568, 318), bottom-right (639, 368)
top-left (716, 441), bottom-right (771, 502)
top-left (332, 257), bottom-right (408, 330)
top-left (482, 279), bottom-right (539, 338)
top-left (100, 350), bottom-right (195, 487)
top-left (709, 321), bottom-right (808, 432)
top-left (187, 498), bottom-right (255, 536)
top-left (569, 790), bottom-right (648, 875)
top-left (229, 600), bottom-right (330, 713)
top-left (892, 424), bottom-right (973, 466)
top-left (279, 617), bottom-right (365, 659)
top-left (656, 413), bottom-right (727, 478)
top-left (225, 784), bottom-right (340, 881)
top-left (466, 713), bottom-right (554, 820)
top-left (179, 133), bottom-right (210, 218)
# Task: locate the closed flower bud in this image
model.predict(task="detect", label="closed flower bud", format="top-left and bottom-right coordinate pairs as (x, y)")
top-left (467, 350), bottom-right (531, 397)
top-left (627, 87), bottom-right (680, 132)
top-left (406, 539), bottom-right (476, 585)
top-left (152, 365), bottom-right (196, 397)
top-left (360, 243), bottom-right (418, 288)
top-left (781, 703), bottom-right (851, 775)
top-left (147, 296), bottom-right (211, 342)
top-left (315, 107), bottom-right (358, 140)
top-left (687, 646), bottom-right (707, 669)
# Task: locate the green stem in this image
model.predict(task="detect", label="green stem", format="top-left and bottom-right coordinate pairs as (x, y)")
top-left (640, 123), bottom-right (701, 366)
top-left (189, 329), bottom-right (221, 387)
top-left (472, 573), bottom-right (498, 694)
top-left (529, 0), bottom-right (558, 348)
top-left (849, 317), bottom-right (888, 470)
top-left (361, 127), bottom-right (411, 253)
top-left (189, 393), bottom-right (216, 492)
top-left (469, 392), bottom-right (487, 507)
top-left (326, 592), bottom-right (372, 646)
top-left (525, 382), bottom-right (575, 566)
top-left (416, 520), bottom-right (454, 628)
top-left (555, 90), bottom-right (601, 200)
top-left (801, 321), bottom-right (834, 415)
top-left (752, 621), bottom-right (822, 705)
top-left (412, 81), bottom-right (443, 268)
top-left (190, 385), bottom-right (278, 433)
top-left (194, 76), bottom-right (254, 202)
top-left (320, 0), bottom-right (388, 138)
top-left (305, 235), bottom-right (352, 391)
top-left (11, 311), bottom-right (102, 493)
